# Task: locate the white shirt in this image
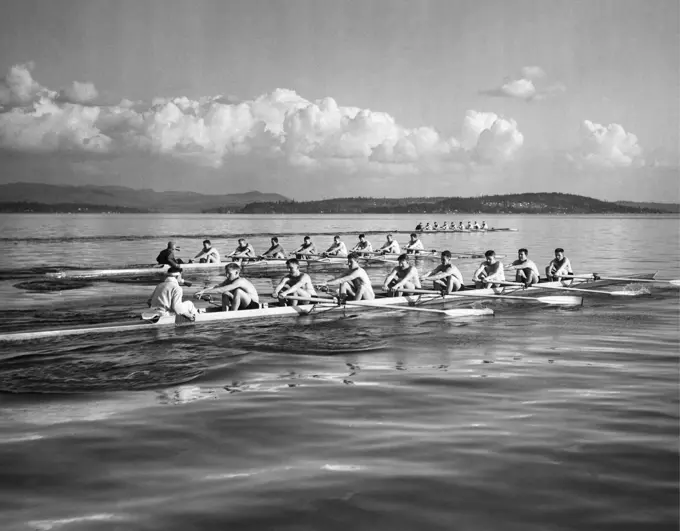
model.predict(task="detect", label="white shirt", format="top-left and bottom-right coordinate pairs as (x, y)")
top-left (406, 239), bottom-right (424, 251)
top-left (149, 277), bottom-right (184, 313)
top-left (196, 246), bottom-right (220, 261)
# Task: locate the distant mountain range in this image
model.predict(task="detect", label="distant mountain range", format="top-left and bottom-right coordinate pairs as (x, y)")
top-left (0, 183), bottom-right (289, 213)
top-left (0, 183), bottom-right (677, 214)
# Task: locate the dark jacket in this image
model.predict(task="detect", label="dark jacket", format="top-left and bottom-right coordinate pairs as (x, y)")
top-left (156, 248), bottom-right (181, 267)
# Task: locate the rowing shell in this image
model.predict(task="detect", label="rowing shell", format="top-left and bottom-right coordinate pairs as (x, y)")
top-left (0, 273), bottom-right (654, 342)
top-left (417, 227), bottom-right (518, 233)
top-left (43, 252), bottom-right (495, 279)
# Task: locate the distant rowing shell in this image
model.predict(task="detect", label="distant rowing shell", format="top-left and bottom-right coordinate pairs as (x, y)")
top-left (417, 227), bottom-right (518, 233)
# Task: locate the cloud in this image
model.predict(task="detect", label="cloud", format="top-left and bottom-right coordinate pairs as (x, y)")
top-left (0, 62), bottom-right (54, 108)
top-left (480, 66), bottom-right (565, 101)
top-left (573, 120), bottom-right (644, 168)
top-left (58, 81), bottom-right (99, 104)
top-left (0, 63), bottom-right (525, 176)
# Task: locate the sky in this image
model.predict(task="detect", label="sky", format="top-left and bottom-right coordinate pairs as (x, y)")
top-left (0, 0), bottom-right (678, 201)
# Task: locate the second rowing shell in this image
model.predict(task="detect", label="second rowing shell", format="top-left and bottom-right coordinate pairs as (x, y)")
top-left (44, 253), bottom-right (496, 279)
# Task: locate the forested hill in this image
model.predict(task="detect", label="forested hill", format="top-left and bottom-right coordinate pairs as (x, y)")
top-left (236, 193), bottom-right (668, 214)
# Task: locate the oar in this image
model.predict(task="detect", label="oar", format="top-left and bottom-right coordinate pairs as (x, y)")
top-left (499, 280), bottom-right (638, 297)
top-left (401, 288), bottom-right (582, 306)
top-left (284, 296), bottom-right (492, 318)
top-left (560, 274), bottom-right (680, 286)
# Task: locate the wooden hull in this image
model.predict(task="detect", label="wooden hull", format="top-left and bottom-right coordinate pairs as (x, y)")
top-left (0, 273), bottom-right (655, 342)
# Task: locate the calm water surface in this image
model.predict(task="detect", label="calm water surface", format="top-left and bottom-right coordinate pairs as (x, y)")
top-left (0, 214), bottom-right (678, 531)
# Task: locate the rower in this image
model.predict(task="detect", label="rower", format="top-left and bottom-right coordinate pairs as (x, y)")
top-left (441, 222), bottom-right (448, 230)
top-left (156, 241), bottom-right (184, 267)
top-left (546, 248), bottom-right (573, 281)
top-left (466, 221), bottom-right (472, 230)
top-left (433, 222), bottom-right (439, 231)
top-left (147, 267), bottom-right (200, 320)
top-left (377, 234), bottom-right (400, 255)
top-left (422, 250), bottom-right (463, 293)
top-left (272, 258), bottom-right (317, 306)
top-left (190, 239), bottom-right (220, 263)
top-left (473, 221), bottom-right (480, 230)
top-left (481, 221), bottom-right (489, 230)
top-left (322, 235), bottom-right (348, 257)
top-left (458, 222), bottom-right (464, 231)
top-left (404, 233), bottom-right (424, 254)
top-left (293, 235), bottom-right (317, 259)
top-left (350, 234), bottom-right (373, 256)
top-left (382, 254), bottom-right (421, 297)
top-left (509, 248), bottom-right (540, 287)
top-left (424, 223), bottom-right (431, 231)
top-left (472, 250), bottom-right (505, 289)
top-left (229, 238), bottom-right (256, 262)
top-left (319, 252), bottom-right (375, 301)
top-left (194, 263), bottom-right (260, 311)
top-left (261, 237), bottom-right (286, 259)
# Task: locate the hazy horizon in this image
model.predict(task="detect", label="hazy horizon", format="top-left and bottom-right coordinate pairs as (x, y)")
top-left (1, 0), bottom-right (678, 201)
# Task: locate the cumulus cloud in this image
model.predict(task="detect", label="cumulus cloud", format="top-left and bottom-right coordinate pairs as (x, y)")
top-left (573, 120), bottom-right (644, 168)
top-left (58, 81), bottom-right (98, 104)
top-left (480, 66), bottom-right (565, 101)
top-left (0, 62), bottom-right (525, 175)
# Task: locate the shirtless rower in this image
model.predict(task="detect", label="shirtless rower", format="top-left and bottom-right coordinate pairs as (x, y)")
top-left (382, 254), bottom-right (421, 297)
top-left (472, 250), bottom-right (505, 289)
top-left (421, 250), bottom-right (464, 293)
top-left (147, 267), bottom-right (200, 320)
top-left (190, 239), bottom-right (220, 263)
top-left (272, 258), bottom-right (317, 306)
top-left (404, 233), bottom-right (425, 254)
top-left (260, 237), bottom-right (286, 259)
top-left (377, 234), bottom-right (400, 255)
top-left (322, 235), bottom-right (348, 257)
top-left (156, 241), bottom-right (184, 267)
top-left (319, 252), bottom-right (375, 301)
top-left (509, 248), bottom-right (540, 286)
top-left (545, 248), bottom-right (574, 281)
top-left (350, 234), bottom-right (373, 256)
top-left (194, 263), bottom-right (260, 311)
top-left (293, 236), bottom-right (317, 259)
top-left (229, 238), bottom-right (256, 262)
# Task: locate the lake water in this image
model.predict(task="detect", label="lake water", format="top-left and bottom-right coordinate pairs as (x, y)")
top-left (0, 213), bottom-right (678, 531)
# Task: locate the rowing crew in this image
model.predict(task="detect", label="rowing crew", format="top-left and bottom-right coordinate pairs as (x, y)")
top-left (155, 234), bottom-right (429, 267)
top-left (415, 221), bottom-right (489, 231)
top-left (148, 247), bottom-right (575, 320)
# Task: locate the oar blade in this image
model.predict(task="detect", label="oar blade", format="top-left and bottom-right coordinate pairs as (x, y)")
top-left (609, 290), bottom-right (642, 297)
top-left (537, 296), bottom-right (583, 306)
top-left (669, 280), bottom-right (680, 286)
top-left (443, 308), bottom-right (494, 317)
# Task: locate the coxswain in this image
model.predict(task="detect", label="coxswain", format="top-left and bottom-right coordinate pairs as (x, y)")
top-left (509, 248), bottom-right (540, 286)
top-left (404, 233), bottom-right (425, 254)
top-left (382, 254), bottom-right (421, 296)
top-left (481, 221), bottom-right (489, 230)
top-left (421, 250), bottom-right (464, 293)
top-left (545, 248), bottom-right (574, 281)
top-left (472, 250), bottom-right (505, 288)
top-left (415, 222), bottom-right (423, 231)
top-left (156, 241), bottom-right (183, 267)
top-left (190, 239), bottom-right (220, 263)
top-left (229, 238), bottom-right (256, 262)
top-left (319, 252), bottom-right (375, 301)
top-left (147, 267), bottom-right (200, 320)
top-left (260, 236), bottom-right (287, 259)
top-left (272, 258), bottom-right (317, 306)
top-left (322, 235), bottom-right (348, 257)
top-left (293, 235), bottom-right (317, 259)
top-left (350, 234), bottom-right (373, 256)
top-left (377, 234), bottom-right (400, 255)
top-left (194, 263), bottom-right (260, 311)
